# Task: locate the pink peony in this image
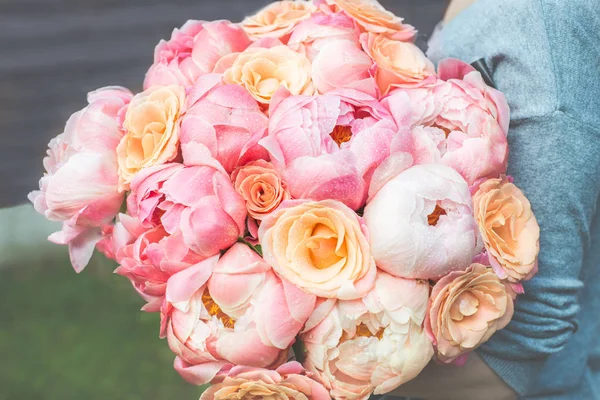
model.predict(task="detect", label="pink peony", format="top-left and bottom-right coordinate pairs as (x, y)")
top-left (302, 271), bottom-right (433, 398)
top-left (383, 58), bottom-right (510, 186)
top-left (179, 74), bottom-right (269, 174)
top-left (200, 362), bottom-right (330, 400)
top-left (259, 88), bottom-right (394, 210)
top-left (126, 159), bottom-right (246, 258)
top-left (111, 214), bottom-right (205, 312)
top-left (364, 163), bottom-right (481, 279)
top-left (162, 244), bottom-right (315, 385)
top-left (144, 20), bottom-right (252, 89)
top-left (29, 86), bottom-right (133, 272)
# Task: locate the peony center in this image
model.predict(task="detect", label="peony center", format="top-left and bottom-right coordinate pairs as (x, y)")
top-left (428, 205), bottom-right (447, 226)
top-left (341, 323), bottom-right (385, 341)
top-left (330, 125), bottom-right (353, 147)
top-left (202, 289), bottom-right (236, 329)
top-left (432, 123), bottom-right (452, 138)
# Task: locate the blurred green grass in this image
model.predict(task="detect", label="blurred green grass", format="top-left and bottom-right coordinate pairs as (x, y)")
top-left (0, 249), bottom-right (203, 400)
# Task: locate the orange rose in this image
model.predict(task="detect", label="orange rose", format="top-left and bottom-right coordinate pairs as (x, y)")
top-left (232, 160), bottom-right (290, 220)
top-left (241, 1), bottom-right (316, 41)
top-left (362, 32), bottom-right (436, 94)
top-left (473, 176), bottom-right (540, 282)
top-left (117, 85), bottom-right (185, 191)
top-left (426, 264), bottom-right (514, 362)
top-left (328, 0), bottom-right (416, 37)
top-left (224, 45), bottom-right (315, 104)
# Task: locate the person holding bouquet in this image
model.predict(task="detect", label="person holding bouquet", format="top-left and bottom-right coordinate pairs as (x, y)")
top-left (385, 0), bottom-right (600, 399)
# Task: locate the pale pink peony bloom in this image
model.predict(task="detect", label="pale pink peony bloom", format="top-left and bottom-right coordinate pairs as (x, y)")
top-left (383, 58), bottom-right (510, 186)
top-left (288, 12), bottom-right (360, 61)
top-left (361, 32), bottom-right (436, 95)
top-left (258, 200), bottom-right (377, 300)
top-left (260, 88), bottom-right (394, 209)
top-left (111, 214), bottom-right (205, 312)
top-left (144, 20), bottom-right (252, 89)
top-left (179, 74), bottom-right (269, 174)
top-left (426, 263), bottom-right (514, 363)
top-left (126, 159), bottom-right (246, 258)
top-left (162, 244), bottom-right (315, 385)
top-left (288, 12), bottom-right (377, 94)
top-left (232, 160), bottom-right (290, 221)
top-left (473, 176), bottom-right (540, 282)
top-left (302, 272), bottom-right (433, 398)
top-left (29, 86), bottom-right (133, 272)
top-left (364, 163), bottom-right (481, 279)
top-left (241, 1), bottom-right (317, 42)
top-left (200, 362), bottom-right (330, 400)
top-left (317, 0), bottom-right (416, 39)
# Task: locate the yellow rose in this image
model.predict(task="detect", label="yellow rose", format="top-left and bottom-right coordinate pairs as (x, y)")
top-left (473, 176), bottom-right (540, 282)
top-left (258, 200), bottom-right (376, 300)
top-left (330, 0), bottom-right (415, 37)
top-left (362, 32), bottom-right (435, 94)
top-left (223, 45), bottom-right (315, 104)
top-left (117, 85), bottom-right (185, 191)
top-left (241, 1), bottom-right (316, 41)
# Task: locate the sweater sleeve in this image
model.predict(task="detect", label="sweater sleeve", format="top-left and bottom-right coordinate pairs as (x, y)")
top-left (435, 0), bottom-right (600, 395)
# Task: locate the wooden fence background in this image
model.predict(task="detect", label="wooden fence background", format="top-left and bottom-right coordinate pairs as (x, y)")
top-left (0, 0), bottom-right (446, 207)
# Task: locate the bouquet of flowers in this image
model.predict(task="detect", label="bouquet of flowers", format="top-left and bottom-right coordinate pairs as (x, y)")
top-left (29, 0), bottom-right (540, 399)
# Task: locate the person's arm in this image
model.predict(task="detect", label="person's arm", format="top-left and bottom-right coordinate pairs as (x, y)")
top-left (394, 0), bottom-right (600, 397)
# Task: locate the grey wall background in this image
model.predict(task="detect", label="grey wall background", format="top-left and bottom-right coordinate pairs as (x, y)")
top-left (0, 0), bottom-right (446, 207)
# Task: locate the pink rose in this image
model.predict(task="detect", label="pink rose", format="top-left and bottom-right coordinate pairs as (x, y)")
top-left (200, 362), bottom-right (330, 400)
top-left (260, 89), bottom-right (394, 209)
top-left (425, 264), bottom-right (514, 363)
top-left (383, 59), bottom-right (510, 186)
top-left (29, 86), bottom-right (133, 272)
top-left (163, 244), bottom-right (315, 385)
top-left (302, 272), bottom-right (432, 398)
top-left (111, 214), bottom-right (205, 312)
top-left (232, 160), bottom-right (290, 221)
top-left (258, 200), bottom-right (376, 300)
top-left (364, 163), bottom-right (481, 279)
top-left (126, 160), bottom-right (246, 258)
top-left (179, 75), bottom-right (269, 173)
top-left (144, 20), bottom-right (251, 89)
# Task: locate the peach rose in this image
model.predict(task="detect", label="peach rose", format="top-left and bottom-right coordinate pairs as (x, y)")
top-left (241, 1), bottom-right (316, 41)
top-left (232, 160), bottom-right (290, 220)
top-left (362, 32), bottom-right (436, 95)
top-left (223, 45), bottom-right (315, 104)
top-left (117, 85), bottom-right (186, 191)
top-left (200, 362), bottom-right (330, 400)
top-left (473, 176), bottom-right (540, 282)
top-left (323, 0), bottom-right (416, 38)
top-left (426, 263), bottom-right (514, 363)
top-left (258, 200), bottom-right (376, 300)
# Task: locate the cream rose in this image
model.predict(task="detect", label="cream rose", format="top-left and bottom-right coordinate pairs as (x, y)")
top-left (362, 32), bottom-right (435, 94)
top-left (232, 160), bottom-right (290, 220)
top-left (223, 45), bottom-right (315, 104)
top-left (426, 263), bottom-right (514, 363)
top-left (329, 0), bottom-right (416, 37)
top-left (473, 176), bottom-right (540, 282)
top-left (258, 200), bottom-right (376, 300)
top-left (117, 85), bottom-right (185, 191)
top-left (241, 1), bottom-right (316, 41)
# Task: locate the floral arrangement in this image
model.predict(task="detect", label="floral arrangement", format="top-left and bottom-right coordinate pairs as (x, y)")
top-left (29, 0), bottom-right (540, 399)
